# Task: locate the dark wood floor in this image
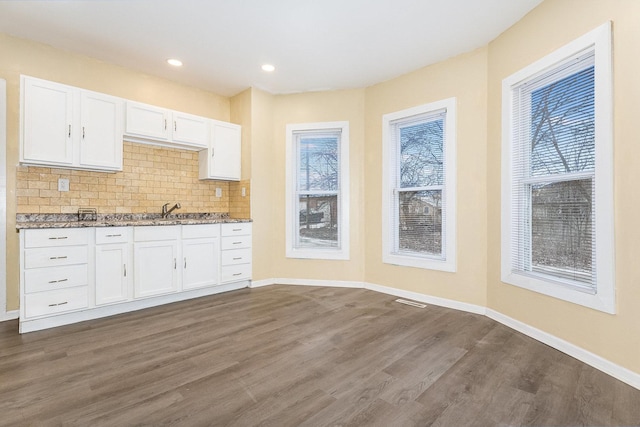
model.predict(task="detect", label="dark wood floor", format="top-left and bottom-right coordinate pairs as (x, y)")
top-left (1, 285), bottom-right (639, 426)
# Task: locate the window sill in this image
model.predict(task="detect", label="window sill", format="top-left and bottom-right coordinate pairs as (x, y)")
top-left (286, 248), bottom-right (349, 261)
top-left (383, 253), bottom-right (455, 272)
top-left (501, 270), bottom-right (615, 314)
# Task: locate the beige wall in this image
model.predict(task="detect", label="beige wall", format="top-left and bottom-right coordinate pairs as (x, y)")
top-left (364, 47), bottom-right (488, 306)
top-left (248, 88), bottom-right (276, 281)
top-left (246, 89), bottom-right (367, 282)
top-left (1, 32), bottom-right (230, 310)
top-left (487, 0), bottom-right (640, 373)
top-left (265, 89), bottom-right (367, 282)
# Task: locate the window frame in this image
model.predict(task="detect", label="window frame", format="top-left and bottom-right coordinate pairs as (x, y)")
top-left (501, 22), bottom-right (615, 313)
top-left (382, 98), bottom-right (457, 272)
top-left (285, 121), bottom-right (350, 260)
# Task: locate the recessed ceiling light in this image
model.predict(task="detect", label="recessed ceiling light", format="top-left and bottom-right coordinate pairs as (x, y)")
top-left (167, 58), bottom-right (183, 67)
top-left (261, 64), bottom-right (275, 72)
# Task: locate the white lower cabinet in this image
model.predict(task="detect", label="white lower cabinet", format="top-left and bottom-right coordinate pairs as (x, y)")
top-left (220, 223), bottom-right (252, 283)
top-left (182, 224), bottom-right (220, 290)
top-left (134, 226), bottom-right (180, 298)
top-left (95, 227), bottom-right (131, 306)
top-left (20, 228), bottom-right (90, 321)
top-left (19, 222), bottom-right (251, 333)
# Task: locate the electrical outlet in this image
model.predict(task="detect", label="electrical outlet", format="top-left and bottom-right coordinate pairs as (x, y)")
top-left (58, 178), bottom-right (70, 192)
top-left (215, 187), bottom-right (222, 198)
top-left (241, 187), bottom-right (246, 197)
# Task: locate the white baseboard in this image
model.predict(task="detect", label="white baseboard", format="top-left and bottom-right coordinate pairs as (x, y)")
top-left (252, 278), bottom-right (640, 390)
top-left (486, 309), bottom-right (640, 390)
top-left (251, 278), bottom-right (364, 289)
top-left (365, 283), bottom-right (486, 315)
top-left (0, 310), bottom-right (19, 322)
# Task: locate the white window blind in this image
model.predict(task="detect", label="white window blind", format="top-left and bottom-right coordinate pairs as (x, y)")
top-left (510, 49), bottom-right (596, 292)
top-left (390, 110), bottom-right (447, 259)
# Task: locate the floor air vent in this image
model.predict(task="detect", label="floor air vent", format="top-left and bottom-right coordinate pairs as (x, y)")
top-left (395, 298), bottom-right (427, 308)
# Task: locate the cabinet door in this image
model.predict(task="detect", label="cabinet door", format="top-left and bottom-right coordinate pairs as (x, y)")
top-left (125, 101), bottom-right (170, 141)
top-left (182, 238), bottom-right (219, 290)
top-left (172, 112), bottom-right (208, 148)
top-left (79, 91), bottom-right (124, 170)
top-left (203, 121), bottom-right (241, 180)
top-left (22, 77), bottom-right (74, 165)
top-left (95, 243), bottom-right (130, 305)
top-left (133, 240), bottom-right (178, 298)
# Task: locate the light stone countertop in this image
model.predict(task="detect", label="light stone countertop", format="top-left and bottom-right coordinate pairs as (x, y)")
top-left (16, 213), bottom-right (252, 229)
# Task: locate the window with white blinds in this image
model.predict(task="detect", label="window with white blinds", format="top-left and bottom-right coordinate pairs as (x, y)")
top-left (286, 121), bottom-right (350, 260)
top-left (382, 98), bottom-right (456, 272)
top-left (501, 22), bottom-right (615, 313)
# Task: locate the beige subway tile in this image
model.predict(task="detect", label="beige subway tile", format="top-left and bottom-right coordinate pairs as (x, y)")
top-left (18, 205), bottom-right (41, 214)
top-left (80, 176), bottom-right (99, 185)
top-left (39, 189), bottom-right (60, 198)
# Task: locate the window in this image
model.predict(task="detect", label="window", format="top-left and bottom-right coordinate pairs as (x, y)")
top-left (501, 22), bottom-right (614, 313)
top-left (382, 98), bottom-right (456, 271)
top-left (286, 121), bottom-right (349, 260)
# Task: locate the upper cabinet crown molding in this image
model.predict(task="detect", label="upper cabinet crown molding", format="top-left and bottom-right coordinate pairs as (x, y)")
top-left (20, 75), bottom-right (124, 172)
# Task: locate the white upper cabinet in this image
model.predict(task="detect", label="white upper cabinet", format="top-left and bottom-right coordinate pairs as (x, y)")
top-left (21, 77), bottom-right (74, 165)
top-left (125, 101), bottom-right (208, 149)
top-left (172, 111), bottom-right (209, 148)
top-left (21, 76), bottom-right (124, 172)
top-left (124, 101), bottom-right (170, 141)
top-left (199, 120), bottom-right (241, 181)
top-left (79, 91), bottom-right (124, 170)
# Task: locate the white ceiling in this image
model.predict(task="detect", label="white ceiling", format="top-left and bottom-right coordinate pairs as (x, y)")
top-left (0, 0), bottom-right (542, 97)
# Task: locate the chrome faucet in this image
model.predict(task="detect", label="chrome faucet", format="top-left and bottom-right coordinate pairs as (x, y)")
top-left (162, 202), bottom-right (181, 218)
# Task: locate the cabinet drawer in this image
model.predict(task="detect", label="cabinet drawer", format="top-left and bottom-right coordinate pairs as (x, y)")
top-left (134, 225), bottom-right (180, 242)
top-left (221, 235), bottom-right (252, 250)
top-left (24, 228), bottom-right (89, 248)
top-left (221, 248), bottom-right (252, 266)
top-left (24, 246), bottom-right (88, 269)
top-left (182, 224), bottom-right (220, 239)
top-left (221, 222), bottom-right (252, 237)
top-left (96, 227), bottom-right (130, 244)
top-left (24, 286), bottom-right (88, 318)
top-left (221, 264), bottom-right (252, 283)
top-left (24, 264), bottom-right (88, 293)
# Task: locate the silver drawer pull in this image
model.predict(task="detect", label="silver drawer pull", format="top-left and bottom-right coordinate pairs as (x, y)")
top-left (49, 256), bottom-right (68, 260)
top-left (105, 234), bottom-right (122, 237)
top-left (232, 241), bottom-right (242, 245)
top-left (232, 273), bottom-right (243, 276)
top-left (232, 257), bottom-right (242, 260)
top-left (233, 228), bottom-right (242, 231)
top-left (48, 236), bottom-right (68, 240)
top-left (48, 279), bottom-right (69, 284)
top-left (48, 301), bottom-right (68, 307)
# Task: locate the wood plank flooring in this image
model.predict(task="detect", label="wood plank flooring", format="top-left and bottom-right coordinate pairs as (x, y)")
top-left (1, 285), bottom-right (639, 426)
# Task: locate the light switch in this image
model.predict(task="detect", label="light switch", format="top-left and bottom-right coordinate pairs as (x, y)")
top-left (58, 178), bottom-right (70, 192)
top-left (216, 187), bottom-right (222, 198)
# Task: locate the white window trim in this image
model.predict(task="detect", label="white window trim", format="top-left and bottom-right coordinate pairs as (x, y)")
top-left (285, 121), bottom-right (350, 260)
top-left (501, 22), bottom-right (615, 314)
top-left (382, 98), bottom-right (457, 272)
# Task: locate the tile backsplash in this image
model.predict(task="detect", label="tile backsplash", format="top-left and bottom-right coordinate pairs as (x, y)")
top-left (16, 142), bottom-right (250, 216)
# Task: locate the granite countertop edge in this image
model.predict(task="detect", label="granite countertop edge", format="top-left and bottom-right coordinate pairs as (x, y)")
top-left (16, 213), bottom-right (252, 230)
